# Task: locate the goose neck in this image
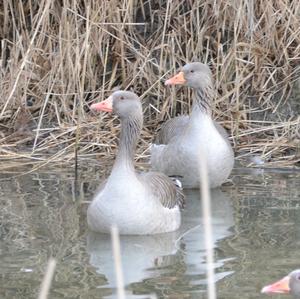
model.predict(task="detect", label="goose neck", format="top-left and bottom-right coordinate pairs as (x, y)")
top-left (112, 115), bottom-right (142, 173)
top-left (191, 87), bottom-right (214, 117)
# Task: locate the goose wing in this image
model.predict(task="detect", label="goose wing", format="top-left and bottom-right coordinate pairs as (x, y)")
top-left (139, 172), bottom-right (185, 209)
top-left (155, 115), bottom-right (189, 144)
top-left (213, 121), bottom-right (232, 148)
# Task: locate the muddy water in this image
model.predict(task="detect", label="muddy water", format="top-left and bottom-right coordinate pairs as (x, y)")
top-left (0, 166), bottom-right (299, 298)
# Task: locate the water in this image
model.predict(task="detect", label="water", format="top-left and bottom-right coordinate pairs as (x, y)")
top-left (0, 166), bottom-right (299, 298)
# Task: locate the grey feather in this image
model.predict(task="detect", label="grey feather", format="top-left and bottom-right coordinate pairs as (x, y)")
top-left (155, 115), bottom-right (189, 144)
top-left (139, 172), bottom-right (185, 209)
top-left (156, 115), bottom-right (231, 147)
top-left (213, 122), bottom-right (232, 147)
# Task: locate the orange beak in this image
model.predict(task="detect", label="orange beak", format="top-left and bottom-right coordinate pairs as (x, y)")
top-left (261, 275), bottom-right (290, 294)
top-left (165, 71), bottom-right (186, 86)
top-left (90, 96), bottom-right (113, 113)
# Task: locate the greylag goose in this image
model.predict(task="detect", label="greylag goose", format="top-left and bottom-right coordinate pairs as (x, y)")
top-left (151, 62), bottom-right (234, 188)
top-left (88, 90), bottom-right (185, 235)
top-left (261, 269), bottom-right (300, 296)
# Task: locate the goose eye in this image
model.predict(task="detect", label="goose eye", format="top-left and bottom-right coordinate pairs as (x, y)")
top-left (190, 70), bottom-right (194, 73)
top-left (120, 96), bottom-right (125, 100)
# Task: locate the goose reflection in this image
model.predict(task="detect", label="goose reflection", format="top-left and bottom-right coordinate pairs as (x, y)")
top-left (87, 188), bottom-right (234, 297)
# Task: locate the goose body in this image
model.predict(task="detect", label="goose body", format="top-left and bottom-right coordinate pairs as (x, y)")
top-left (151, 62), bottom-right (234, 189)
top-left (87, 91), bottom-right (184, 235)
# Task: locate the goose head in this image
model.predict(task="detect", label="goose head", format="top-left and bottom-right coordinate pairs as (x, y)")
top-left (165, 62), bottom-right (213, 90)
top-left (90, 90), bottom-right (142, 120)
top-left (261, 269), bottom-right (300, 296)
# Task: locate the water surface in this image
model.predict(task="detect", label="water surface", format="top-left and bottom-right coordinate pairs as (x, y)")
top-left (0, 166), bottom-right (299, 298)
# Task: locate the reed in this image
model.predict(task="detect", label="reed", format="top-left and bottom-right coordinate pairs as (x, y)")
top-left (111, 225), bottom-right (126, 299)
top-left (199, 152), bottom-right (216, 299)
top-left (38, 258), bottom-right (56, 299)
top-left (0, 0), bottom-right (299, 168)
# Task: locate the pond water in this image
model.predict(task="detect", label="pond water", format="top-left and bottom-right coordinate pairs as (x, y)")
top-left (0, 165), bottom-right (299, 299)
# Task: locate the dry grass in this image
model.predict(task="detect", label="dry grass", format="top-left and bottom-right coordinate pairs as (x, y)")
top-left (0, 0), bottom-right (299, 169)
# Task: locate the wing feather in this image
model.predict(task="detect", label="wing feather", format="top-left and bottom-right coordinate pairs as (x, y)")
top-left (155, 115), bottom-right (189, 144)
top-left (139, 172), bottom-right (185, 209)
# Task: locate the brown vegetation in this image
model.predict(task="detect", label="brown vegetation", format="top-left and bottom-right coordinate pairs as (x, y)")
top-left (0, 0), bottom-right (299, 169)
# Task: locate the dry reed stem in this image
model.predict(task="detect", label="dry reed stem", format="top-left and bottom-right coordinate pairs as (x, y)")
top-left (0, 0), bottom-right (52, 117)
top-left (199, 153), bottom-right (216, 299)
top-left (0, 0), bottom-right (299, 169)
top-left (38, 258), bottom-right (56, 299)
top-left (111, 225), bottom-right (126, 299)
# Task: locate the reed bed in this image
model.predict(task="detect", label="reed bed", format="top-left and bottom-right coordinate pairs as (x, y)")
top-left (0, 0), bottom-right (299, 169)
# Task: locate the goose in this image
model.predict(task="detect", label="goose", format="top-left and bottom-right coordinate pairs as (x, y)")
top-left (151, 62), bottom-right (234, 189)
top-left (261, 269), bottom-right (300, 296)
top-left (87, 90), bottom-right (185, 235)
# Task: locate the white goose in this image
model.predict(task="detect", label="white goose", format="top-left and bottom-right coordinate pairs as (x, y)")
top-left (151, 62), bottom-right (234, 189)
top-left (87, 90), bottom-right (185, 235)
